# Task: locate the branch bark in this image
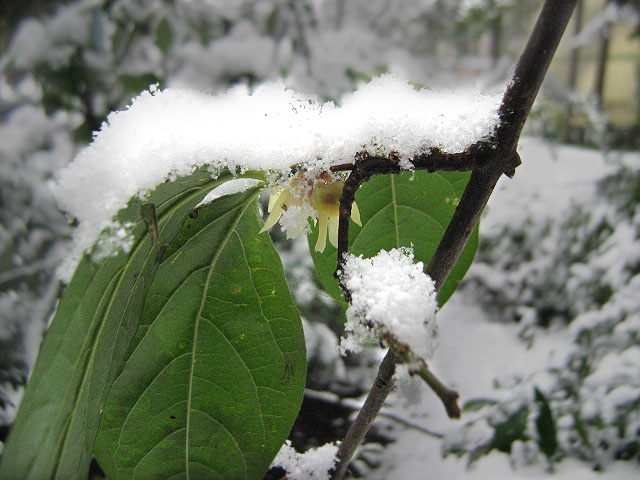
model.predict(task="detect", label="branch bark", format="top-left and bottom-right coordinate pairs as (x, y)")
top-left (331, 2), bottom-right (578, 478)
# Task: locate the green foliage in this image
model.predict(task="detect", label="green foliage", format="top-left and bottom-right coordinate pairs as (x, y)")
top-left (534, 388), bottom-right (558, 460)
top-left (309, 170), bottom-right (478, 309)
top-left (94, 187), bottom-right (305, 480)
top-left (119, 73), bottom-right (162, 97)
top-left (154, 17), bottom-right (173, 54)
top-left (462, 398), bottom-right (497, 413)
top-left (0, 170), bottom-right (306, 480)
top-left (490, 406), bottom-right (529, 453)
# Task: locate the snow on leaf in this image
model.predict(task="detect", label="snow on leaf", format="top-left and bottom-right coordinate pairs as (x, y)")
top-left (52, 76), bottom-right (501, 281)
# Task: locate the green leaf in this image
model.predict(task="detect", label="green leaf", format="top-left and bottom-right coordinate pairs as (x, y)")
top-left (462, 398), bottom-right (498, 412)
top-left (309, 170), bottom-right (478, 308)
top-left (0, 169), bottom-right (246, 479)
top-left (119, 73), bottom-right (162, 95)
top-left (490, 406), bottom-right (529, 453)
top-left (534, 387), bottom-right (558, 460)
top-left (94, 188), bottom-right (306, 480)
top-left (572, 411), bottom-right (593, 453)
top-left (154, 17), bottom-right (173, 54)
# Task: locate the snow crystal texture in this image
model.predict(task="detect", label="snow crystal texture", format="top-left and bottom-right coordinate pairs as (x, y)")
top-left (271, 440), bottom-right (338, 480)
top-left (53, 75), bottom-right (501, 280)
top-left (340, 247), bottom-right (438, 361)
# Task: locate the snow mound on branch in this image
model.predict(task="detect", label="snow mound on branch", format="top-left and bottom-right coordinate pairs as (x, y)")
top-left (53, 75), bottom-right (501, 280)
top-left (339, 247), bottom-right (438, 360)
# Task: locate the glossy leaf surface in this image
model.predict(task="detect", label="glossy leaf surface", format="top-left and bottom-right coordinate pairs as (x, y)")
top-left (309, 170), bottom-right (478, 308)
top-left (94, 188), bottom-right (305, 480)
top-left (0, 170), bottom-right (273, 480)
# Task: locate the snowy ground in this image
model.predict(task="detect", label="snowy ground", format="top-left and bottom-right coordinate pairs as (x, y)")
top-left (370, 297), bottom-right (635, 479)
top-left (359, 137), bottom-right (639, 479)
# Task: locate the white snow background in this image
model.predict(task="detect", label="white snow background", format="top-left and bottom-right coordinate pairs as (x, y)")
top-left (349, 137), bottom-right (640, 479)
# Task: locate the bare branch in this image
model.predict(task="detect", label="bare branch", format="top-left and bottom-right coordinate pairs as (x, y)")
top-left (304, 389), bottom-right (444, 438)
top-left (331, 350), bottom-right (398, 480)
top-left (409, 362), bottom-right (460, 419)
top-left (330, 2), bottom-right (578, 478)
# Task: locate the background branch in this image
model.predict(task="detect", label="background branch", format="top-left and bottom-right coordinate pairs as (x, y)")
top-left (331, 2), bottom-right (578, 478)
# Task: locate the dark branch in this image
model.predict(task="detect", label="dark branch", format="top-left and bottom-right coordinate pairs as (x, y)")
top-left (426, 166), bottom-right (504, 291)
top-left (329, 143), bottom-right (496, 175)
top-left (331, 2), bottom-right (578, 478)
top-left (382, 333), bottom-right (461, 419)
top-left (335, 152), bottom-right (374, 302)
top-left (494, 0), bottom-right (578, 153)
top-left (331, 350), bottom-right (399, 480)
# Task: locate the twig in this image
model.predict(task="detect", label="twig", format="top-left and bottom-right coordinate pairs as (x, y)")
top-left (382, 332), bottom-right (461, 419)
top-left (304, 389), bottom-right (444, 438)
top-left (425, 166), bottom-right (505, 291)
top-left (335, 152), bottom-right (375, 301)
top-left (329, 143), bottom-right (495, 175)
top-left (331, 349), bottom-right (398, 480)
top-left (409, 363), bottom-right (460, 419)
top-left (330, 2), bottom-right (578, 478)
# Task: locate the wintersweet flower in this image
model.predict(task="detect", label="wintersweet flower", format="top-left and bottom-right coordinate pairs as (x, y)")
top-left (259, 173), bottom-right (362, 252)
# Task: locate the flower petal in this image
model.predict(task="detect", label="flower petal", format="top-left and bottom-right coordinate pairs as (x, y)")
top-left (328, 216), bottom-right (339, 248)
top-left (259, 193), bottom-right (287, 233)
top-left (351, 202), bottom-right (362, 226)
top-left (315, 213), bottom-right (329, 252)
top-left (267, 187), bottom-right (284, 212)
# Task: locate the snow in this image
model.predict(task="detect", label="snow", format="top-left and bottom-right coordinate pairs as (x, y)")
top-left (339, 247), bottom-right (438, 361)
top-left (370, 295), bottom-right (638, 480)
top-left (356, 138), bottom-right (640, 479)
top-left (271, 440), bottom-right (338, 480)
top-left (53, 75), bottom-right (501, 280)
top-left (1, 0), bottom-right (98, 70)
top-left (194, 178), bottom-right (263, 209)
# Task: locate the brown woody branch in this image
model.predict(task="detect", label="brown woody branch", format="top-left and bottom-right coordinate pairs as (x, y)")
top-left (329, 142), bottom-right (496, 175)
top-left (331, 2), bottom-right (578, 479)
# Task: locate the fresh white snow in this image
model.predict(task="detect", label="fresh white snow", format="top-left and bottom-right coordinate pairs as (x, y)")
top-left (339, 247), bottom-right (438, 361)
top-left (194, 177), bottom-right (263, 209)
top-left (52, 75), bottom-right (502, 280)
top-left (363, 137), bottom-right (640, 479)
top-left (271, 440), bottom-right (338, 480)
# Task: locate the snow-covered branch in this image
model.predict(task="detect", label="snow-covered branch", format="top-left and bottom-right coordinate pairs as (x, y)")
top-left (330, 2), bottom-right (578, 478)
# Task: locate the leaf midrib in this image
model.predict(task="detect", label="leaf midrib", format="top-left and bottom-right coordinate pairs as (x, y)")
top-left (390, 175), bottom-right (400, 248)
top-left (185, 191), bottom-right (259, 480)
top-left (355, 171), bottom-right (459, 248)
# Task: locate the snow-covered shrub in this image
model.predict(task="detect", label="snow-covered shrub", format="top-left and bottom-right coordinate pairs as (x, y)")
top-left (448, 155), bottom-right (640, 468)
top-left (527, 87), bottom-right (608, 148)
top-left (0, 75), bottom-right (78, 415)
top-left (0, 0), bottom-right (520, 418)
top-left (0, 2), bottom-right (604, 479)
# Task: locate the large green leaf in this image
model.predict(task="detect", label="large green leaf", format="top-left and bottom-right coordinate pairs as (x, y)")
top-left (309, 170), bottom-right (478, 308)
top-left (0, 169), bottom-right (247, 479)
top-left (94, 188), bottom-right (306, 480)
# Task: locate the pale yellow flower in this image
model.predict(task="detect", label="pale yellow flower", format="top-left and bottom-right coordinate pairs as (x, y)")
top-left (259, 174), bottom-right (362, 252)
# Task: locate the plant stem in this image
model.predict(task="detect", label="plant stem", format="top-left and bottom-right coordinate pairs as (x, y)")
top-left (410, 363), bottom-right (460, 419)
top-left (331, 350), bottom-right (399, 480)
top-left (331, 2), bottom-right (578, 478)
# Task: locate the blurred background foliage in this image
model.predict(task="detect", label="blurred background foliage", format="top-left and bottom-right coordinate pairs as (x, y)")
top-left (1, 0), bottom-right (639, 476)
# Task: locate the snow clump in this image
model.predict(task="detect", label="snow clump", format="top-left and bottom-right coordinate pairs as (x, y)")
top-left (339, 247), bottom-right (438, 361)
top-left (271, 440), bottom-right (339, 480)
